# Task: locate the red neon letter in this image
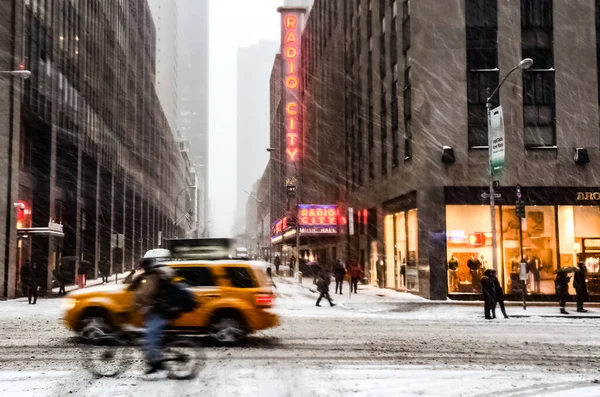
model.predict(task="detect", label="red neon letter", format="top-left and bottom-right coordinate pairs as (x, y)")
top-left (286, 148), bottom-right (299, 161)
top-left (285, 31), bottom-right (297, 44)
top-left (289, 61), bottom-right (295, 74)
top-left (286, 132), bottom-right (298, 145)
top-left (285, 15), bottom-right (297, 29)
top-left (286, 76), bottom-right (299, 89)
top-left (287, 103), bottom-right (298, 115)
top-left (286, 46), bottom-right (297, 59)
top-left (289, 117), bottom-right (296, 131)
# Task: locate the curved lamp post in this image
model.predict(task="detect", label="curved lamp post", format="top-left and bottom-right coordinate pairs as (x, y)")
top-left (486, 58), bottom-right (533, 275)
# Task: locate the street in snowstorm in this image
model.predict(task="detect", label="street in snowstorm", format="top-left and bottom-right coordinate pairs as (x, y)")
top-left (1, 278), bottom-right (600, 397)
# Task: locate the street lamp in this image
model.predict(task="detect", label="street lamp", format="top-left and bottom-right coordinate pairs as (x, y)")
top-left (486, 58), bottom-right (533, 273)
top-left (0, 70), bottom-right (31, 79)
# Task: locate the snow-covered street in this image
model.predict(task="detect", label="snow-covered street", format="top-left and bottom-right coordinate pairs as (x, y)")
top-left (1, 280), bottom-right (600, 396)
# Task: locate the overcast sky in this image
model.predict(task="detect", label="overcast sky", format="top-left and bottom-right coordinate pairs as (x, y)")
top-left (208, 0), bottom-right (282, 237)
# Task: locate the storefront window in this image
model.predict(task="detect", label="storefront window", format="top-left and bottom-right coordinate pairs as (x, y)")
top-left (383, 210), bottom-right (414, 291)
top-left (559, 206), bottom-right (600, 295)
top-left (384, 215), bottom-right (394, 288)
top-left (501, 206), bottom-right (523, 294)
top-left (522, 206), bottom-right (557, 295)
top-left (406, 209), bottom-right (418, 291)
top-left (395, 212), bottom-right (407, 290)
top-left (446, 205), bottom-right (499, 293)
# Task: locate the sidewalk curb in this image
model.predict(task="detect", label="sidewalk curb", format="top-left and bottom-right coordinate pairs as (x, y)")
top-left (275, 276), bottom-right (600, 310)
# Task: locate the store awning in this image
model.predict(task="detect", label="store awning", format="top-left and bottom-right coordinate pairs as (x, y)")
top-left (17, 227), bottom-right (65, 238)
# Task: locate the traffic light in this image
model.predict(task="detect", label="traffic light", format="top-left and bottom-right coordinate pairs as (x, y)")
top-left (516, 200), bottom-right (525, 218)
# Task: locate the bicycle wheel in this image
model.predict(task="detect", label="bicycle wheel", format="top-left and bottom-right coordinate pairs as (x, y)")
top-left (83, 337), bottom-right (133, 378)
top-left (163, 339), bottom-right (204, 380)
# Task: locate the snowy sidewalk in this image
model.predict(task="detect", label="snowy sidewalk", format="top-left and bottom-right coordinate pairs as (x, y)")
top-left (50, 271), bottom-right (131, 296)
top-left (276, 276), bottom-right (600, 319)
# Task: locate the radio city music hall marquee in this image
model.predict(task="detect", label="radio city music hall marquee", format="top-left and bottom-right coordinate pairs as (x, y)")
top-left (278, 7), bottom-right (305, 178)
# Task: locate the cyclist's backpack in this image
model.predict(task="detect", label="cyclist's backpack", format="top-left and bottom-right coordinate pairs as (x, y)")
top-left (160, 279), bottom-right (198, 320)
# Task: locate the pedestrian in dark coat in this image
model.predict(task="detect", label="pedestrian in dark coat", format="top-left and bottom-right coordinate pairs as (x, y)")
top-left (333, 260), bottom-right (345, 294)
top-left (274, 255), bottom-right (281, 274)
top-left (573, 261), bottom-right (589, 313)
top-left (53, 265), bottom-right (67, 295)
top-left (491, 270), bottom-right (508, 318)
top-left (555, 270), bottom-right (571, 314)
top-left (350, 264), bottom-right (363, 294)
top-left (26, 262), bottom-right (40, 304)
top-left (99, 257), bottom-right (111, 283)
top-left (315, 269), bottom-right (335, 307)
top-left (481, 269), bottom-right (496, 319)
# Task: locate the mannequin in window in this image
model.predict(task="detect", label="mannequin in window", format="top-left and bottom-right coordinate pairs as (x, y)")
top-left (467, 254), bottom-right (482, 292)
top-left (528, 254), bottom-right (541, 294)
top-left (448, 254), bottom-right (459, 292)
top-left (479, 255), bottom-right (488, 270)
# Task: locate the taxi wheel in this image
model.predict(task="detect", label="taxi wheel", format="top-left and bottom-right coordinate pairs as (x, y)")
top-left (80, 315), bottom-right (113, 344)
top-left (210, 315), bottom-right (248, 346)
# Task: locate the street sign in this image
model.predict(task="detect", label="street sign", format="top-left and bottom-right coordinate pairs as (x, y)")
top-left (348, 208), bottom-right (354, 236)
top-left (479, 191), bottom-right (502, 200)
top-left (490, 106), bottom-right (505, 175)
top-left (286, 185), bottom-right (297, 198)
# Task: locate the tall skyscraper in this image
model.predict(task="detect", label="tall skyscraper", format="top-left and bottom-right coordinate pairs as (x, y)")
top-left (178, 0), bottom-right (210, 236)
top-left (234, 40), bottom-right (279, 235)
top-left (147, 0), bottom-right (179, 134)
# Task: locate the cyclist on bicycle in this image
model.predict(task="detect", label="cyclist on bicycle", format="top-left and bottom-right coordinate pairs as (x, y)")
top-left (132, 251), bottom-right (174, 374)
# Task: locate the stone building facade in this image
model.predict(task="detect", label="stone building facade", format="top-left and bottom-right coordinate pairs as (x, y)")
top-left (270, 0), bottom-right (600, 300)
top-left (0, 0), bottom-right (193, 298)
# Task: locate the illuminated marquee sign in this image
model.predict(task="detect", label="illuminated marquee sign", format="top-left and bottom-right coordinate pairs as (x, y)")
top-left (298, 204), bottom-right (339, 236)
top-left (298, 204), bottom-right (337, 226)
top-left (278, 7), bottom-right (306, 173)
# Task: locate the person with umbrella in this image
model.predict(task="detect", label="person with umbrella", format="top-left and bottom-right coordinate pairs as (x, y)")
top-left (555, 267), bottom-right (577, 314)
top-left (573, 261), bottom-right (589, 313)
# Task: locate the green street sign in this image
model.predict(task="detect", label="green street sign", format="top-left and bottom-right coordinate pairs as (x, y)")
top-left (490, 106), bottom-right (505, 175)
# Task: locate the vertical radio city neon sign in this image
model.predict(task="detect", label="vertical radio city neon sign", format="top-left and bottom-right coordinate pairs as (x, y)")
top-left (278, 7), bottom-right (305, 170)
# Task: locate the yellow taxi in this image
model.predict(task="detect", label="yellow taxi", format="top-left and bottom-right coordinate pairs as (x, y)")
top-left (62, 257), bottom-right (279, 345)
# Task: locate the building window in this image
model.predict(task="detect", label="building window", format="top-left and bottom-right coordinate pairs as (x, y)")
top-left (391, 64), bottom-right (399, 167)
top-left (368, 103), bottom-right (374, 179)
top-left (521, 0), bottom-right (555, 148)
top-left (596, 0), bottom-right (600, 124)
top-left (467, 71), bottom-right (499, 148)
top-left (390, 15), bottom-right (398, 65)
top-left (402, 1), bottom-right (412, 161)
top-left (466, 0), bottom-right (498, 149)
top-left (358, 107), bottom-right (364, 186)
top-left (381, 86), bottom-right (388, 175)
top-left (523, 71), bottom-right (555, 147)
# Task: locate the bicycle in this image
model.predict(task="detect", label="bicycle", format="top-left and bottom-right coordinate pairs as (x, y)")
top-left (81, 325), bottom-right (205, 380)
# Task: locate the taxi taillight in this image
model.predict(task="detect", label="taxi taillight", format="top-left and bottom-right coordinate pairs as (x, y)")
top-left (255, 293), bottom-right (274, 306)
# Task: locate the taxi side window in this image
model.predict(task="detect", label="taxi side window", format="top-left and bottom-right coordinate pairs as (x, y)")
top-left (223, 267), bottom-right (256, 288)
top-left (174, 267), bottom-right (215, 287)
